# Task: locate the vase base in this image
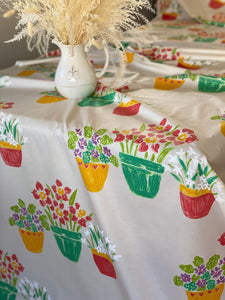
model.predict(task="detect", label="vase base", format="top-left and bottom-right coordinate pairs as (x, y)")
top-left (56, 82), bottom-right (97, 100)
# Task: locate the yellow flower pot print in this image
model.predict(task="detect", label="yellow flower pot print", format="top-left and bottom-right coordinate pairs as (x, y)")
top-left (76, 157), bottom-right (109, 192)
top-left (18, 228), bottom-right (44, 253)
top-left (186, 283), bottom-right (224, 300)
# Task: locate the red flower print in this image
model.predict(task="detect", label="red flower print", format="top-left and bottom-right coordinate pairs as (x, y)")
top-left (36, 181), bottom-right (43, 190)
top-left (46, 197), bottom-right (52, 205)
top-left (59, 217), bottom-right (65, 225)
top-left (63, 210), bottom-right (69, 221)
top-left (69, 206), bottom-right (76, 214)
top-left (71, 215), bottom-right (78, 222)
top-left (86, 216), bottom-right (92, 221)
top-left (53, 200), bottom-right (58, 207)
top-left (114, 134), bottom-right (125, 142)
top-left (134, 138), bottom-right (143, 144)
top-left (151, 144), bottom-right (160, 153)
top-left (53, 213), bottom-right (58, 220)
top-left (59, 203), bottom-right (64, 210)
top-left (78, 218), bottom-right (86, 227)
top-left (160, 118), bottom-right (167, 126)
top-left (0, 102), bottom-right (14, 110)
top-left (138, 142), bottom-right (149, 152)
top-left (52, 179), bottom-right (71, 201)
top-left (186, 135), bottom-right (198, 143)
top-left (126, 134), bottom-right (134, 140)
top-left (40, 200), bottom-right (46, 207)
top-left (75, 203), bottom-right (80, 209)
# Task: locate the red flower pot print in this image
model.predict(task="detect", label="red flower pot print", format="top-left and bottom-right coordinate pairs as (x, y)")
top-left (0, 141), bottom-right (22, 167)
top-left (92, 249), bottom-right (116, 279)
top-left (113, 100), bottom-right (141, 116)
top-left (209, 0), bottom-right (225, 9)
top-left (179, 184), bottom-right (215, 219)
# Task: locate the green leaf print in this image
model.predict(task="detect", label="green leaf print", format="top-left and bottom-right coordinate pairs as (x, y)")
top-left (28, 204), bottom-right (36, 215)
top-left (206, 255), bottom-right (220, 270)
top-left (173, 275), bottom-right (184, 286)
top-left (84, 126), bottom-right (93, 139)
top-left (18, 199), bottom-right (25, 208)
top-left (10, 205), bottom-right (20, 213)
top-left (100, 135), bottom-right (113, 145)
top-left (193, 256), bottom-right (204, 267)
top-left (179, 264), bottom-right (195, 274)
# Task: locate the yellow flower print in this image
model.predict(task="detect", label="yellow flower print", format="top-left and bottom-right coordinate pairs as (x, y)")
top-left (78, 209), bottom-right (86, 218)
top-left (155, 126), bottom-right (164, 131)
top-left (145, 137), bottom-right (157, 143)
top-left (12, 261), bottom-right (18, 270)
top-left (56, 207), bottom-right (64, 217)
top-left (177, 133), bottom-right (187, 142)
top-left (0, 266), bottom-right (7, 274)
top-left (122, 130), bottom-right (130, 135)
top-left (57, 187), bottom-right (64, 195)
top-left (39, 191), bottom-right (46, 200)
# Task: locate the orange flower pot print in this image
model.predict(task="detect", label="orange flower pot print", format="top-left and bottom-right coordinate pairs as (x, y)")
top-left (179, 184), bottom-right (215, 219)
top-left (92, 249), bottom-right (116, 279)
top-left (76, 157), bottom-right (109, 192)
top-left (211, 113), bottom-right (225, 136)
top-left (186, 283), bottom-right (224, 300)
top-left (177, 57), bottom-right (202, 70)
top-left (162, 12), bottom-right (178, 20)
top-left (18, 228), bottom-right (44, 253)
top-left (0, 141), bottom-right (22, 167)
top-left (221, 120), bottom-right (225, 136)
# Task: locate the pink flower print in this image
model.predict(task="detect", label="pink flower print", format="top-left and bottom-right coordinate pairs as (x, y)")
top-left (32, 181), bottom-right (51, 207)
top-left (75, 202), bottom-right (80, 209)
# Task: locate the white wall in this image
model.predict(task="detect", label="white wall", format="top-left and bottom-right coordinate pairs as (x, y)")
top-left (0, 13), bottom-right (42, 70)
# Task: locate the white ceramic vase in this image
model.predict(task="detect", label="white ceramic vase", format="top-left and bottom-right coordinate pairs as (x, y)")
top-left (54, 42), bottom-right (109, 100)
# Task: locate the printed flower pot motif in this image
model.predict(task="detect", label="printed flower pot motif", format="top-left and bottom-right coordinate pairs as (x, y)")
top-left (0, 281), bottom-right (17, 300)
top-left (18, 228), bottom-right (44, 253)
top-left (92, 249), bottom-right (116, 279)
top-left (17, 70), bottom-right (38, 77)
top-left (154, 77), bottom-right (185, 90)
top-left (119, 152), bottom-right (165, 198)
top-left (221, 120), bottom-right (225, 136)
top-left (0, 141), bottom-right (22, 167)
top-left (78, 92), bottom-right (115, 107)
top-left (37, 90), bottom-right (67, 103)
top-left (186, 283), bottom-right (224, 300)
top-left (113, 100), bottom-right (141, 116)
top-left (162, 12), bottom-right (178, 20)
top-left (76, 157), bottom-right (109, 192)
top-left (179, 184), bottom-right (215, 219)
top-left (177, 57), bottom-right (202, 70)
top-left (51, 225), bottom-right (82, 262)
top-left (209, 0), bottom-right (225, 9)
top-left (198, 75), bottom-right (225, 93)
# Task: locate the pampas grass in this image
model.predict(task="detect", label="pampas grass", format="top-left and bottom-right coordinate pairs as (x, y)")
top-left (0, 0), bottom-right (153, 84)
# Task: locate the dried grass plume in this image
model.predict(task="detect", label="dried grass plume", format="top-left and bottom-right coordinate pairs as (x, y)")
top-left (0, 0), bottom-right (153, 84)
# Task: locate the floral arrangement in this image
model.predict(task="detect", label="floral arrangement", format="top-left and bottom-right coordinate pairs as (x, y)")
top-left (173, 254), bottom-right (225, 292)
top-left (68, 125), bottom-right (119, 166)
top-left (32, 179), bottom-right (92, 231)
top-left (0, 112), bottom-right (28, 146)
top-left (0, 249), bottom-right (24, 287)
top-left (0, 101), bottom-right (14, 109)
top-left (0, 0), bottom-right (153, 82)
top-left (82, 223), bottom-right (121, 262)
top-left (113, 118), bottom-right (198, 163)
top-left (164, 148), bottom-right (218, 191)
top-left (17, 277), bottom-right (51, 300)
top-left (211, 111), bottom-right (225, 122)
top-left (9, 199), bottom-right (50, 232)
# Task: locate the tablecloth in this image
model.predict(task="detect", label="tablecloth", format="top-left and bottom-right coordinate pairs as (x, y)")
top-left (1, 1), bottom-right (225, 299)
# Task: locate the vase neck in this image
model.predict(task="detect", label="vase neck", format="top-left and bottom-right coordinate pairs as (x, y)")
top-left (54, 41), bottom-right (85, 57)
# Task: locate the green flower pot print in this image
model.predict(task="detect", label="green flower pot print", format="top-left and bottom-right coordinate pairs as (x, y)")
top-left (51, 225), bottom-right (82, 262)
top-left (0, 250), bottom-right (24, 300)
top-left (113, 119), bottom-right (198, 198)
top-left (0, 282), bottom-right (17, 300)
top-left (32, 180), bottom-right (92, 262)
top-left (119, 152), bottom-right (165, 198)
top-left (78, 83), bottom-right (115, 107)
top-left (198, 75), bottom-right (225, 93)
